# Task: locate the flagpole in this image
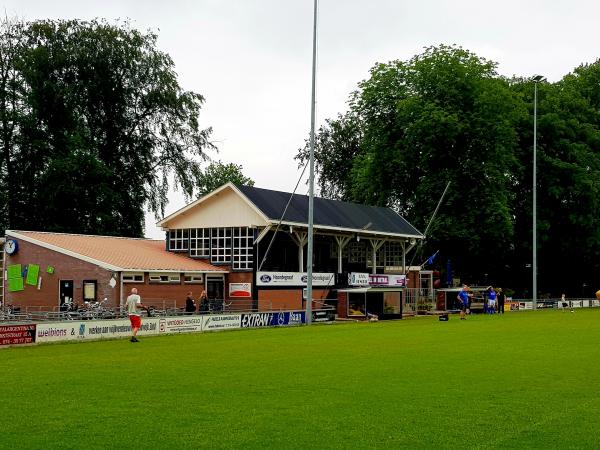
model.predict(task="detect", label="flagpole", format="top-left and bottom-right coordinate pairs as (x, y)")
top-left (306, 0), bottom-right (318, 325)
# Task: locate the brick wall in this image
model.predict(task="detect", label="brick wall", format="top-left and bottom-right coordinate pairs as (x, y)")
top-left (337, 291), bottom-right (348, 318)
top-left (5, 239), bottom-right (118, 309)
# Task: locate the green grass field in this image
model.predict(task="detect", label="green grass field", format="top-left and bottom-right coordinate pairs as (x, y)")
top-left (2, 309), bottom-right (600, 449)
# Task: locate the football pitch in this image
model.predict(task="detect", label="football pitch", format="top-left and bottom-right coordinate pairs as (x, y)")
top-left (2, 309), bottom-right (600, 449)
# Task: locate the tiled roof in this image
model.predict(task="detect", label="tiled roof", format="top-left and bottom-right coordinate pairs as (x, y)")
top-left (8, 231), bottom-right (225, 273)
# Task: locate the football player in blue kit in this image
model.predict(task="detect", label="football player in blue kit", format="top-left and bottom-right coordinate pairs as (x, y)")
top-left (457, 285), bottom-right (470, 320)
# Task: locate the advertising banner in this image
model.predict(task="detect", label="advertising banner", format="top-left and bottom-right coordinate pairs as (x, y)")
top-left (240, 310), bottom-right (307, 328)
top-left (368, 274), bottom-right (406, 287)
top-left (36, 319), bottom-right (159, 343)
top-left (200, 314), bottom-right (242, 331)
top-left (271, 311), bottom-right (305, 326)
top-left (229, 283), bottom-right (252, 298)
top-left (256, 271), bottom-right (334, 287)
top-left (158, 317), bottom-right (203, 334)
top-left (240, 312), bottom-right (274, 328)
top-left (0, 324), bottom-right (36, 346)
top-left (348, 273), bottom-right (370, 287)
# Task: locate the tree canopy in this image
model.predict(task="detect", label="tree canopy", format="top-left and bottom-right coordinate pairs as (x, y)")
top-left (298, 45), bottom-right (600, 296)
top-left (0, 18), bottom-right (214, 237)
top-left (196, 161), bottom-right (254, 197)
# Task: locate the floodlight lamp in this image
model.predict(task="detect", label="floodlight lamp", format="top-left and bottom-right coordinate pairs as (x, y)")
top-left (531, 74), bottom-right (545, 83)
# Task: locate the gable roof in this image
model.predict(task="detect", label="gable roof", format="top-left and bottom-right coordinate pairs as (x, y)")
top-left (236, 185), bottom-right (423, 238)
top-left (7, 231), bottom-right (226, 273)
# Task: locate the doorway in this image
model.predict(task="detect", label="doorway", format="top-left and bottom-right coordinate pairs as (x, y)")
top-left (206, 276), bottom-right (224, 300)
top-left (59, 280), bottom-right (74, 308)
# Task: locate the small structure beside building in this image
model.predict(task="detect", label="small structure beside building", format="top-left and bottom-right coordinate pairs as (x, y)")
top-left (3, 231), bottom-right (225, 311)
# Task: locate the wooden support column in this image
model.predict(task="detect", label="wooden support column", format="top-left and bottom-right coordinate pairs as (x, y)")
top-left (334, 235), bottom-right (352, 273)
top-left (291, 231), bottom-right (308, 272)
top-left (368, 238), bottom-right (386, 274)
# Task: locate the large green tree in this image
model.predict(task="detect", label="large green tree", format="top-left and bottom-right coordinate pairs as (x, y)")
top-left (510, 70), bottom-right (600, 296)
top-left (299, 46), bottom-right (525, 285)
top-left (0, 19), bottom-right (214, 237)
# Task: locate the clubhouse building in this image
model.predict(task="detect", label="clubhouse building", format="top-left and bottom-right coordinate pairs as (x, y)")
top-left (3, 183), bottom-right (425, 319)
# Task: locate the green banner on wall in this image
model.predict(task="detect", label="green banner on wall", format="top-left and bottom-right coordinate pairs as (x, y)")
top-left (8, 277), bottom-right (24, 292)
top-left (7, 264), bottom-right (22, 279)
top-left (26, 264), bottom-right (40, 286)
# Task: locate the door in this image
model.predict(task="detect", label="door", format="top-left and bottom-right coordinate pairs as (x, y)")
top-left (59, 280), bottom-right (74, 308)
top-left (206, 277), bottom-right (224, 300)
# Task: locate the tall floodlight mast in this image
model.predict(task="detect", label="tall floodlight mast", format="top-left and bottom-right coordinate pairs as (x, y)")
top-left (306, 0), bottom-right (318, 325)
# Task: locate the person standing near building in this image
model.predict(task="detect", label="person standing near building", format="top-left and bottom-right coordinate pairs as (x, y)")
top-left (199, 291), bottom-right (209, 314)
top-left (185, 292), bottom-right (196, 315)
top-left (497, 287), bottom-right (505, 314)
top-left (126, 288), bottom-right (147, 343)
top-left (487, 286), bottom-right (497, 314)
top-left (457, 285), bottom-right (470, 320)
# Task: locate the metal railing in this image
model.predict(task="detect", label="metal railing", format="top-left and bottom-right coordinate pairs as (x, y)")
top-left (403, 288), bottom-right (435, 315)
top-left (0, 297), bottom-right (272, 322)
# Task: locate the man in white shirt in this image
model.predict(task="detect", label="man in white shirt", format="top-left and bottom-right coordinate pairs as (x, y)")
top-left (125, 288), bottom-right (148, 343)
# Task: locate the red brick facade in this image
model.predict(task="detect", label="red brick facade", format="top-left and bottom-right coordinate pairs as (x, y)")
top-left (4, 239), bottom-right (256, 311)
top-left (5, 239), bottom-right (118, 309)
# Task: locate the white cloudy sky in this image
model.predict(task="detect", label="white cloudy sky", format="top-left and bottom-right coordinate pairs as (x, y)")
top-left (5, 1), bottom-right (600, 238)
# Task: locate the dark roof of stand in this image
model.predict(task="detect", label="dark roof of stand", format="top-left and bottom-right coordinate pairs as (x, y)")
top-left (236, 185), bottom-right (423, 238)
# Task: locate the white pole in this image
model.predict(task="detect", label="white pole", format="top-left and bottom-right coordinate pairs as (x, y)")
top-left (533, 79), bottom-right (538, 310)
top-left (306, 0), bottom-right (318, 325)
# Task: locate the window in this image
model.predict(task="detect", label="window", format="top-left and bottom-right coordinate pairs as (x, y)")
top-left (385, 242), bottom-right (403, 269)
top-left (122, 273), bottom-right (144, 283)
top-left (348, 292), bottom-right (366, 316)
top-left (83, 280), bottom-right (97, 302)
top-left (347, 241), bottom-right (366, 264)
top-left (232, 227), bottom-right (253, 270)
top-left (184, 273), bottom-right (204, 284)
top-left (211, 228), bottom-right (232, 263)
top-left (384, 292), bottom-right (401, 314)
top-left (168, 229), bottom-right (189, 251)
top-left (149, 273), bottom-right (181, 284)
top-left (367, 245), bottom-right (385, 269)
top-left (190, 228), bottom-right (210, 258)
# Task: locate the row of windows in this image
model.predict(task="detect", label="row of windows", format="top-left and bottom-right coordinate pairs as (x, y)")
top-left (122, 273), bottom-right (205, 284)
top-left (334, 241), bottom-right (404, 268)
top-left (170, 228), bottom-right (405, 270)
top-left (169, 228), bottom-right (254, 270)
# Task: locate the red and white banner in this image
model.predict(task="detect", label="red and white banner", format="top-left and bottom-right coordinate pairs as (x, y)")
top-left (0, 324), bottom-right (36, 346)
top-left (229, 282), bottom-right (252, 298)
top-left (369, 274), bottom-right (406, 287)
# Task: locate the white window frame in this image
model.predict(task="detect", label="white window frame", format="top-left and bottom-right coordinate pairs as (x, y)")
top-left (184, 273), bottom-right (204, 284)
top-left (190, 228), bottom-right (210, 258)
top-left (347, 241), bottom-right (366, 264)
top-left (168, 229), bottom-right (189, 251)
top-left (367, 244), bottom-right (386, 269)
top-left (122, 272), bottom-right (144, 283)
top-left (384, 242), bottom-right (403, 269)
top-left (149, 273), bottom-right (181, 284)
top-left (211, 228), bottom-right (232, 264)
top-left (232, 227), bottom-right (253, 270)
